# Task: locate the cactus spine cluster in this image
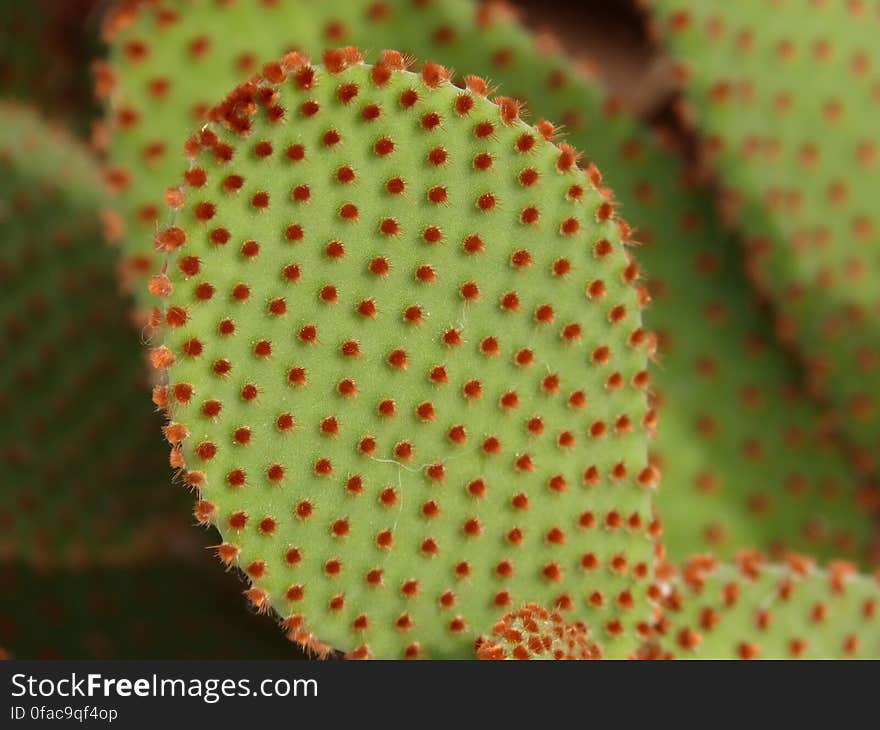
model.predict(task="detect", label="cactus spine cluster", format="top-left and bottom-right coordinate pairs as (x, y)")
top-left (476, 603), bottom-right (602, 660)
top-left (652, 554), bottom-right (880, 659)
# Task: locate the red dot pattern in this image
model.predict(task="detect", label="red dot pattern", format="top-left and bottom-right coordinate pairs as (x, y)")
top-left (150, 56), bottom-right (653, 659)
top-left (0, 102), bottom-right (186, 568)
top-left (657, 0), bottom-right (880, 471)
top-left (648, 553), bottom-right (880, 659)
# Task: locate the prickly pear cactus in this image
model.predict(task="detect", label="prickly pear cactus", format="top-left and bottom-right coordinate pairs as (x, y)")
top-left (652, 554), bottom-right (880, 659)
top-left (149, 53), bottom-right (657, 659)
top-left (105, 0), bottom-right (875, 565)
top-left (433, 0), bottom-right (876, 562)
top-left (622, 143), bottom-right (876, 565)
top-left (0, 560), bottom-right (304, 659)
top-left (647, 0), bottom-right (880, 473)
top-left (0, 102), bottom-right (189, 567)
top-left (100, 0), bottom-right (614, 309)
top-left (476, 602), bottom-right (601, 659)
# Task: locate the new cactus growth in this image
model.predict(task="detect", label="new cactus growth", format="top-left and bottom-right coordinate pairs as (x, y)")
top-left (0, 101), bottom-right (189, 567)
top-left (647, 0), bottom-right (880, 474)
top-left (651, 553), bottom-right (880, 659)
top-left (105, 0), bottom-right (875, 566)
top-left (149, 51), bottom-right (657, 659)
top-left (476, 602), bottom-right (601, 660)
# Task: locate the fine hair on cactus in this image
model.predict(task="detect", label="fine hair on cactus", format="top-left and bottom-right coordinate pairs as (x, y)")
top-left (102, 0), bottom-right (878, 571)
top-left (148, 48), bottom-right (658, 659)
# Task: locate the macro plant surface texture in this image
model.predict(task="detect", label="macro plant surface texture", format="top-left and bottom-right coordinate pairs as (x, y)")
top-left (104, 0), bottom-right (878, 569)
top-left (1, 0), bottom-right (879, 661)
top-left (647, 0), bottom-right (880, 475)
top-left (149, 53), bottom-right (657, 659)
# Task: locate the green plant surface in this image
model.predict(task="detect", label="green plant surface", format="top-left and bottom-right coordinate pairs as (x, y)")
top-left (105, 0), bottom-right (876, 567)
top-left (626, 144), bottom-right (876, 564)
top-left (652, 553), bottom-right (880, 659)
top-left (150, 55), bottom-right (657, 659)
top-left (0, 101), bottom-right (191, 568)
top-left (647, 0), bottom-right (880, 474)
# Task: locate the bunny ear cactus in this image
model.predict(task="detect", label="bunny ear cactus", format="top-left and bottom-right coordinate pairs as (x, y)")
top-left (651, 554), bottom-right (880, 659)
top-left (0, 561), bottom-right (304, 659)
top-left (646, 0), bottom-right (880, 474)
top-left (99, 0), bottom-right (616, 311)
top-left (0, 101), bottom-right (190, 568)
top-left (623, 143), bottom-right (877, 565)
top-left (476, 602), bottom-right (602, 660)
top-left (99, 0), bottom-right (395, 308)
top-left (104, 0), bottom-right (876, 566)
top-left (148, 51), bottom-right (659, 659)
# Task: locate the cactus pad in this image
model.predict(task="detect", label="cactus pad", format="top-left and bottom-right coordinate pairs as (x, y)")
top-left (106, 0), bottom-right (875, 566)
top-left (0, 102), bottom-right (188, 567)
top-left (648, 0), bottom-right (880, 472)
top-left (622, 142), bottom-right (876, 564)
top-left (101, 0), bottom-right (613, 309)
top-left (653, 554), bottom-right (880, 659)
top-left (150, 53), bottom-right (656, 659)
top-left (476, 602), bottom-right (601, 659)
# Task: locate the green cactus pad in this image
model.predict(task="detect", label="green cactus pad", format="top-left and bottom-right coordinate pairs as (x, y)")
top-left (648, 0), bottom-right (880, 472)
top-left (652, 554), bottom-right (880, 659)
top-left (150, 54), bottom-right (656, 659)
top-left (0, 102), bottom-right (190, 567)
top-left (0, 559), bottom-right (304, 658)
top-left (106, 0), bottom-right (875, 566)
top-left (476, 602), bottom-right (601, 659)
top-left (100, 0), bottom-right (624, 310)
top-left (624, 143), bottom-right (876, 565)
